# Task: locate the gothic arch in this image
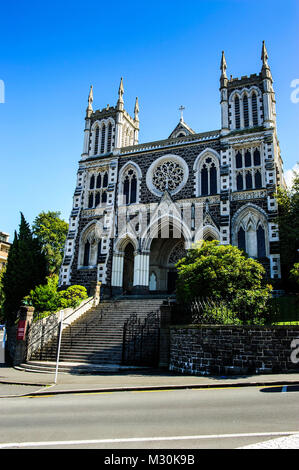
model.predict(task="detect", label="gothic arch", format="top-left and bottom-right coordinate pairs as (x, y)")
top-left (232, 204), bottom-right (269, 258)
top-left (118, 161), bottom-right (142, 205)
top-left (114, 233), bottom-right (139, 254)
top-left (229, 86), bottom-right (262, 130)
top-left (193, 148), bottom-right (220, 197)
top-left (78, 221), bottom-right (102, 267)
top-left (194, 224), bottom-right (220, 243)
top-left (141, 213), bottom-right (192, 252)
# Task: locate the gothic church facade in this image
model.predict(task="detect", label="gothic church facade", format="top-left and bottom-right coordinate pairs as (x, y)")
top-left (59, 42), bottom-right (285, 297)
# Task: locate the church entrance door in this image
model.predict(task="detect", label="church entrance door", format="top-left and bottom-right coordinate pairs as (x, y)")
top-left (167, 270), bottom-right (178, 294)
top-left (123, 243), bottom-right (134, 294)
top-left (149, 237), bottom-right (186, 293)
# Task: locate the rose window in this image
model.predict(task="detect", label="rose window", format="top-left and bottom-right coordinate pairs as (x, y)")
top-left (152, 160), bottom-right (184, 193)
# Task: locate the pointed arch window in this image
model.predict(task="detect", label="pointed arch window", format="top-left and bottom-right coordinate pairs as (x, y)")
top-left (235, 96), bottom-right (240, 129)
top-left (245, 172), bottom-right (253, 189)
top-left (236, 173), bottom-right (243, 191)
top-left (102, 191), bottom-right (107, 204)
top-left (243, 95), bottom-right (249, 127)
top-left (107, 122), bottom-right (112, 152)
top-left (245, 150), bottom-right (251, 167)
top-left (199, 156), bottom-right (219, 196)
top-left (252, 92), bottom-right (258, 126)
top-left (95, 192), bottom-right (100, 207)
top-left (253, 149), bottom-right (261, 166)
top-left (236, 151), bottom-right (242, 169)
top-left (210, 163), bottom-right (217, 195)
top-left (94, 127), bottom-right (99, 155)
top-left (96, 173), bottom-right (102, 189)
top-left (255, 170), bottom-right (262, 189)
top-left (123, 169), bottom-right (137, 204)
top-left (100, 124), bottom-right (106, 154)
top-left (103, 172), bottom-right (108, 188)
top-left (88, 193), bottom-right (94, 208)
top-left (83, 240), bottom-right (90, 266)
top-left (234, 210), bottom-right (268, 259)
top-left (201, 165), bottom-right (208, 195)
top-left (235, 147), bottom-right (263, 191)
top-left (90, 174), bottom-right (95, 189)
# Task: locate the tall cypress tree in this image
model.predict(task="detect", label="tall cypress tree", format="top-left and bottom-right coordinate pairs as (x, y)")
top-left (3, 213), bottom-right (48, 325)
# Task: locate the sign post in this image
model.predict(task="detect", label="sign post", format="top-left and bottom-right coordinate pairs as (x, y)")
top-left (0, 325), bottom-right (6, 364)
top-left (17, 320), bottom-right (27, 341)
top-left (54, 311), bottom-right (64, 384)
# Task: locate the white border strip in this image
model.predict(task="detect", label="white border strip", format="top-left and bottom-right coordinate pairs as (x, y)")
top-left (0, 431), bottom-right (298, 448)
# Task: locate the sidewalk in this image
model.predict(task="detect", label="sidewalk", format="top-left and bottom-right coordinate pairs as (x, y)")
top-left (1, 363), bottom-right (299, 398)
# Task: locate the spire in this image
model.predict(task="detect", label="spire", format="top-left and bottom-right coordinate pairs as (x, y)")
top-left (220, 50), bottom-right (227, 78)
top-left (134, 96), bottom-right (139, 121)
top-left (261, 40), bottom-right (269, 67)
top-left (261, 41), bottom-right (272, 79)
top-left (117, 77), bottom-right (124, 111)
top-left (220, 51), bottom-right (228, 88)
top-left (118, 77), bottom-right (124, 101)
top-left (86, 85), bottom-right (93, 118)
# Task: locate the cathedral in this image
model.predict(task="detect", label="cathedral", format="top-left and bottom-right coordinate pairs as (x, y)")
top-left (59, 42), bottom-right (285, 298)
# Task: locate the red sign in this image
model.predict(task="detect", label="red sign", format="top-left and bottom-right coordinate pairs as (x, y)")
top-left (17, 320), bottom-right (27, 341)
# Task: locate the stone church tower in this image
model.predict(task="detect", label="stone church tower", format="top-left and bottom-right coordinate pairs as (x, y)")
top-left (59, 42), bottom-right (285, 297)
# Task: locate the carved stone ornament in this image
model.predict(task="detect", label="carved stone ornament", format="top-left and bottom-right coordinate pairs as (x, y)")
top-left (152, 160), bottom-right (184, 193)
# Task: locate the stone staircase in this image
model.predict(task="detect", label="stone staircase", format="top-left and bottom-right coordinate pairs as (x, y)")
top-left (24, 298), bottom-right (164, 371)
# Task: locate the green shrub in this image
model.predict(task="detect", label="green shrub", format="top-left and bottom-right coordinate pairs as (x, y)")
top-left (57, 285), bottom-right (88, 309)
top-left (24, 277), bottom-right (88, 319)
top-left (176, 240), bottom-right (272, 325)
top-left (24, 275), bottom-right (59, 315)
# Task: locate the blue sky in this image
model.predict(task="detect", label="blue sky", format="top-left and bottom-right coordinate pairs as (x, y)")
top-left (0, 0), bottom-right (298, 240)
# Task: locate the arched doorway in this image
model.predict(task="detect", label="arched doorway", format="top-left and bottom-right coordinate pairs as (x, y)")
top-left (149, 237), bottom-right (186, 294)
top-left (123, 243), bottom-right (134, 293)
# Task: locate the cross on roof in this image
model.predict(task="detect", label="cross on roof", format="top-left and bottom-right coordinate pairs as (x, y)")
top-left (179, 105), bottom-right (185, 121)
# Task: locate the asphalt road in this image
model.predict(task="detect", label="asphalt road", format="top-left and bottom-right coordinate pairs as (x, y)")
top-left (0, 385), bottom-right (299, 450)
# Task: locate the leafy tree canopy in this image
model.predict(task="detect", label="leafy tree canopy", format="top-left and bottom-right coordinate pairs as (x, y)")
top-left (275, 168), bottom-right (299, 289)
top-left (2, 213), bottom-right (48, 324)
top-left (176, 240), bottom-right (272, 324)
top-left (32, 211), bottom-right (68, 275)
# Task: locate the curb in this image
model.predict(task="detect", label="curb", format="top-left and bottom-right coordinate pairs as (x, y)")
top-left (5, 379), bottom-right (299, 398)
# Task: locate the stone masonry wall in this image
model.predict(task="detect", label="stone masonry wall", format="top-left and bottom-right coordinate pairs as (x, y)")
top-left (169, 325), bottom-right (299, 376)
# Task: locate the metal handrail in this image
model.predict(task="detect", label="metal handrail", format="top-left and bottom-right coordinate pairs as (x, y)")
top-left (27, 297), bottom-right (95, 352)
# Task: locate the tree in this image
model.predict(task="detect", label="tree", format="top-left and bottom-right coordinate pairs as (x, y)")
top-left (290, 263), bottom-right (299, 287)
top-left (176, 240), bottom-right (272, 324)
top-left (0, 267), bottom-right (6, 322)
top-left (275, 168), bottom-right (299, 289)
top-left (2, 213), bottom-right (48, 325)
top-left (32, 211), bottom-right (69, 275)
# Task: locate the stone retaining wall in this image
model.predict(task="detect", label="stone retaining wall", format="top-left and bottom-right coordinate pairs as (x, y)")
top-left (169, 325), bottom-right (299, 375)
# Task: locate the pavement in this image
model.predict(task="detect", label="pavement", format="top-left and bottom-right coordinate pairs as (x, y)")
top-left (1, 362), bottom-right (299, 398)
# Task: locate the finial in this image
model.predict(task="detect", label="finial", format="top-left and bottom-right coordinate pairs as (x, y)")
top-left (134, 96), bottom-right (139, 120)
top-left (261, 40), bottom-right (269, 67)
top-left (261, 40), bottom-right (272, 79)
top-left (86, 85), bottom-right (93, 117)
top-left (220, 50), bottom-right (227, 77)
top-left (118, 77), bottom-right (124, 99)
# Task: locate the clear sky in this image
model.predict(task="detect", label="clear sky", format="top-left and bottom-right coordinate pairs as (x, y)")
top-left (0, 0), bottom-right (298, 240)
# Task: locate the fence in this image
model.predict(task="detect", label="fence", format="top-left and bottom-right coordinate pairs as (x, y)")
top-left (122, 310), bottom-right (161, 366)
top-left (26, 297), bottom-right (95, 361)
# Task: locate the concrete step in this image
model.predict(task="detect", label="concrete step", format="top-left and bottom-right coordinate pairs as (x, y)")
top-left (29, 298), bottom-right (164, 366)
